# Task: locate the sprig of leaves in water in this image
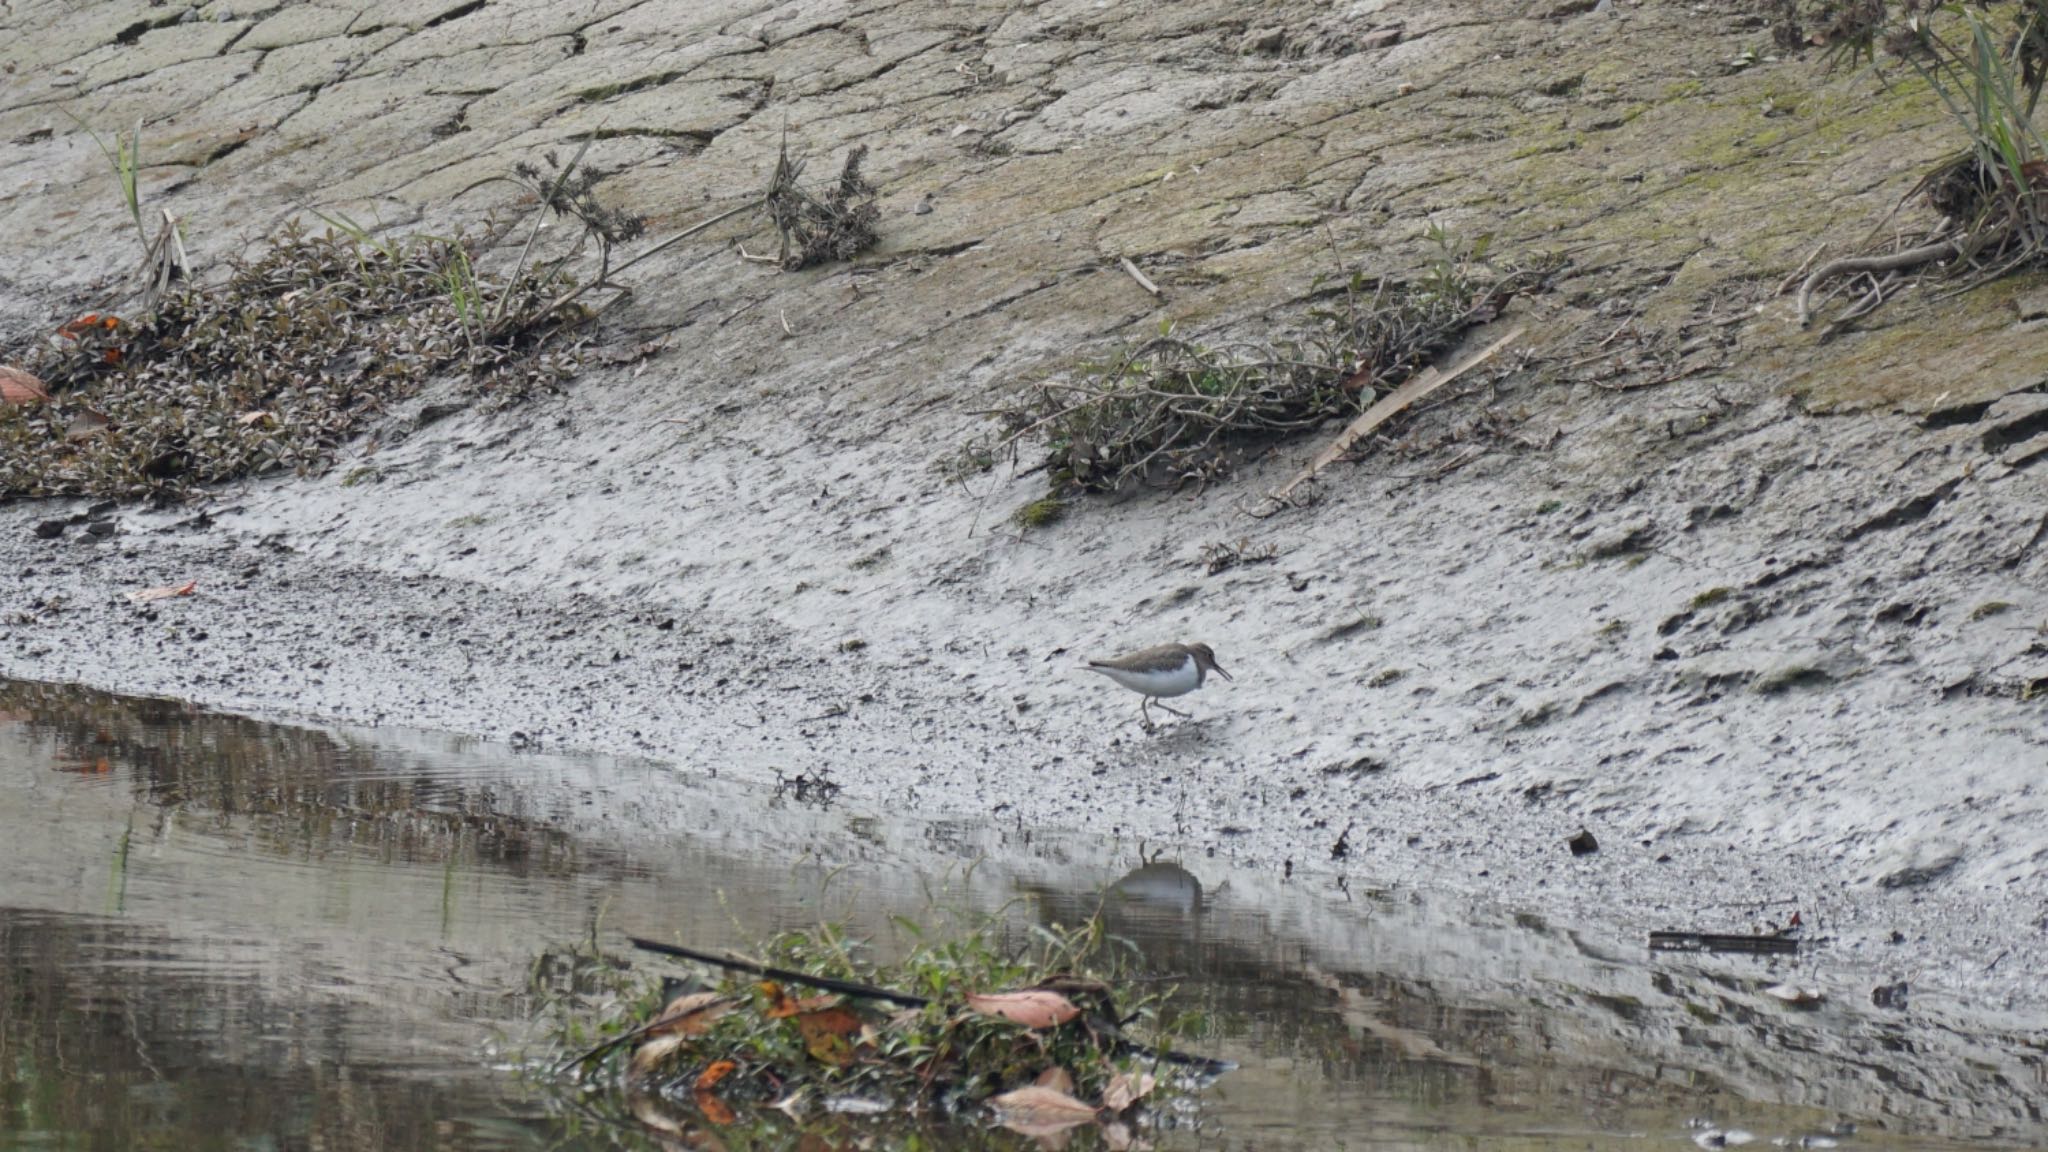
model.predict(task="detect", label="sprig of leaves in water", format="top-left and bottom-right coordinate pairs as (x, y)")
top-left (545, 914), bottom-right (1208, 1134)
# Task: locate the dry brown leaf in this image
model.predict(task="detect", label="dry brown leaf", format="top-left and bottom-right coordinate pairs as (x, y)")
top-left (988, 1084), bottom-right (1101, 1137)
top-left (794, 1004), bottom-right (862, 1066)
top-left (1034, 1066), bottom-right (1076, 1096)
top-left (629, 1032), bottom-right (688, 1076)
top-left (236, 410), bottom-right (273, 426)
top-left (126, 580), bottom-right (197, 605)
top-left (1102, 1119), bottom-right (1143, 1151)
top-left (759, 980), bottom-right (800, 1019)
top-left (65, 408), bottom-right (111, 441)
top-left (648, 991), bottom-right (735, 1038)
top-left (966, 989), bottom-right (1082, 1029)
top-left (1, 366), bottom-right (47, 405)
top-left (1101, 1069), bottom-right (1157, 1113)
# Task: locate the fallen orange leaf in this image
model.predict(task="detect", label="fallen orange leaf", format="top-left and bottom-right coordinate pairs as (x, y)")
top-left (759, 980), bottom-right (801, 1019)
top-left (795, 1004), bottom-right (862, 1066)
top-left (57, 313), bottom-right (110, 340)
top-left (694, 1059), bottom-right (738, 1092)
top-left (694, 1089), bottom-right (737, 1126)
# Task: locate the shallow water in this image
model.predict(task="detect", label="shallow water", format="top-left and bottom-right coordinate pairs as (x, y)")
top-left (0, 680), bottom-right (2038, 1151)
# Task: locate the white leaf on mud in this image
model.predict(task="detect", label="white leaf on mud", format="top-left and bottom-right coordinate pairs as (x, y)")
top-left (1763, 984), bottom-right (1822, 1007)
top-left (989, 1084), bottom-right (1101, 1136)
top-left (127, 580), bottom-right (197, 604)
top-left (1101, 1069), bottom-right (1156, 1113)
top-left (1035, 1065), bottom-right (1076, 1095)
top-left (966, 989), bottom-right (1082, 1029)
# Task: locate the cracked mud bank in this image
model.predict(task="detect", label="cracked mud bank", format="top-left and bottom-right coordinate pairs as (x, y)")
top-left (5, 0), bottom-right (2048, 1044)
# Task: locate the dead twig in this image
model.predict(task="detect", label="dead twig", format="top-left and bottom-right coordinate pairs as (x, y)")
top-left (1797, 239), bottom-right (1958, 326)
top-left (1119, 256), bottom-right (1162, 298)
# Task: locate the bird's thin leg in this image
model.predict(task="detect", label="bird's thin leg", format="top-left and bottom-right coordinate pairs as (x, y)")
top-left (1139, 699), bottom-right (1156, 731)
top-left (1154, 700), bottom-right (1192, 719)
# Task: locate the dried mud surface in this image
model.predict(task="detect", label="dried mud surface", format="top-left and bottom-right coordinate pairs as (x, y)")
top-left (4, 0), bottom-right (2048, 1094)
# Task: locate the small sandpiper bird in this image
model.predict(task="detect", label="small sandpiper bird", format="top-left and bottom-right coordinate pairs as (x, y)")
top-left (1084, 642), bottom-right (1232, 729)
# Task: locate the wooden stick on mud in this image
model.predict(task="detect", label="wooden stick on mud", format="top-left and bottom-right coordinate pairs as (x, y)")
top-left (628, 936), bottom-right (931, 1006)
top-left (1119, 256), bottom-right (1162, 298)
top-left (1795, 239), bottom-right (1958, 327)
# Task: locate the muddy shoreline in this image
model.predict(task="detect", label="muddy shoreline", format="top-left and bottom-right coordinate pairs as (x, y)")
top-left (4, 358), bottom-right (2046, 1035)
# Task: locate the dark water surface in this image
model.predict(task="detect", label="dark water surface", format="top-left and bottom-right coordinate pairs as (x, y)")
top-left (0, 681), bottom-right (2038, 1151)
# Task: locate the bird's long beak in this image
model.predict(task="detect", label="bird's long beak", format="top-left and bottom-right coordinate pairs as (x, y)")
top-left (1212, 663), bottom-right (1233, 682)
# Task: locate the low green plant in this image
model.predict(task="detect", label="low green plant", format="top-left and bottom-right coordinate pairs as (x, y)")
top-left (67, 113), bottom-right (146, 255)
top-left (462, 142), bottom-right (647, 327)
top-left (67, 114), bottom-right (190, 308)
top-left (1901, 7), bottom-right (2048, 235)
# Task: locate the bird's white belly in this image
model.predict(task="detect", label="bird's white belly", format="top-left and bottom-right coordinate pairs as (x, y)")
top-left (1096, 658), bottom-right (1201, 698)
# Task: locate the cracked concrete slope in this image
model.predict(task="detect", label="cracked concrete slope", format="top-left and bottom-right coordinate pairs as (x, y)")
top-left (5, 0), bottom-right (2048, 1075)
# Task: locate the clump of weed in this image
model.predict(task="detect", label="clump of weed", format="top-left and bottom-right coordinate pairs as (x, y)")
top-left (546, 916), bottom-right (1208, 1144)
top-left (978, 226), bottom-right (1531, 493)
top-left (766, 137), bottom-right (881, 270)
top-left (1767, 0), bottom-right (1892, 66)
top-left (1788, 2), bottom-right (2048, 331)
top-left (0, 223), bottom-right (583, 500)
top-left (477, 142), bottom-right (647, 308)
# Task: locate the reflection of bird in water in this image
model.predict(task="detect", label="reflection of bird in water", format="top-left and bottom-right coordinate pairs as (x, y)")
top-left (1111, 862), bottom-right (1208, 918)
top-left (1105, 859), bottom-right (1224, 952)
